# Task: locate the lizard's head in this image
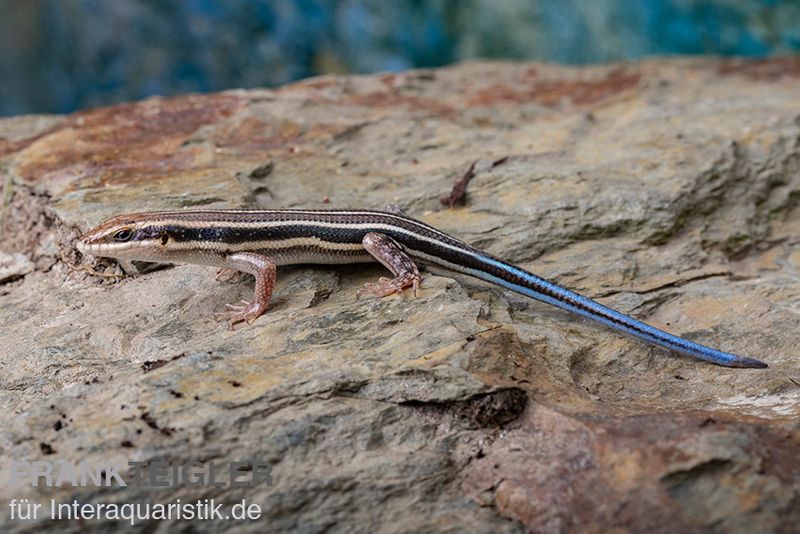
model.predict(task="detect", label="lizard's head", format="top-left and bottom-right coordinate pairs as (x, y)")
top-left (77, 212), bottom-right (174, 263)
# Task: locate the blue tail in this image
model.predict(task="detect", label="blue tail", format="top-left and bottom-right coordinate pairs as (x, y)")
top-left (473, 255), bottom-right (767, 368)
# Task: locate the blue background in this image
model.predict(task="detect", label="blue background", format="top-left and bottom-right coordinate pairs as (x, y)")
top-left (1, 0), bottom-right (798, 116)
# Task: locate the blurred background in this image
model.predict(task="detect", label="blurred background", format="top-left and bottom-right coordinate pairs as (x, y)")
top-left (1, 0), bottom-right (799, 117)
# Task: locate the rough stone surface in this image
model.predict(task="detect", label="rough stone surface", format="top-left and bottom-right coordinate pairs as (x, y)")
top-left (0, 58), bottom-right (798, 532)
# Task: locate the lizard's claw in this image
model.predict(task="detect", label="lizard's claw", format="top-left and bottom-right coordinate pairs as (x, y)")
top-left (214, 299), bottom-right (266, 329)
top-left (357, 275), bottom-right (421, 298)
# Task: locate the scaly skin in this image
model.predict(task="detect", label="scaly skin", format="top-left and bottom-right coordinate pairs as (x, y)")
top-left (77, 207), bottom-right (768, 368)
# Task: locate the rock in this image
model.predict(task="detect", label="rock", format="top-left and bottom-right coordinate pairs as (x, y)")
top-left (0, 58), bottom-right (798, 532)
top-left (0, 252), bottom-right (34, 283)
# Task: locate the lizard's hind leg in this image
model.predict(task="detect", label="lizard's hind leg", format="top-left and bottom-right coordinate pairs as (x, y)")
top-left (358, 232), bottom-right (421, 297)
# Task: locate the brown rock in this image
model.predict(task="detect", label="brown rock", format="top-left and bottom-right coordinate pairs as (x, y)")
top-left (0, 58), bottom-right (798, 532)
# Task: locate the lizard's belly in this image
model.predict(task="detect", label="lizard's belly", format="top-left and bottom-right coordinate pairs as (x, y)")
top-left (259, 248), bottom-right (375, 266)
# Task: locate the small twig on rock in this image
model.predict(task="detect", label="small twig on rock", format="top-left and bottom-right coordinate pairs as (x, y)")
top-left (491, 155), bottom-right (509, 168)
top-left (440, 160), bottom-right (478, 208)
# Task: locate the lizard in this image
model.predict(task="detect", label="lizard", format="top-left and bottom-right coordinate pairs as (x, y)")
top-left (76, 206), bottom-right (768, 369)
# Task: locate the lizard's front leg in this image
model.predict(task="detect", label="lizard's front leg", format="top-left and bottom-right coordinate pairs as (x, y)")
top-left (358, 232), bottom-right (421, 297)
top-left (214, 252), bottom-right (277, 329)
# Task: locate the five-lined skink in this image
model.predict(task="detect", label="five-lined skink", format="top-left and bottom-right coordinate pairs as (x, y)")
top-left (76, 206), bottom-right (767, 368)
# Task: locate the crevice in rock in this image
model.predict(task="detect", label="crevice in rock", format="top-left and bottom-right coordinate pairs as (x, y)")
top-left (593, 270), bottom-right (733, 299)
top-left (402, 388), bottom-right (528, 430)
top-left (660, 458), bottom-right (734, 492)
top-left (660, 458), bottom-right (737, 521)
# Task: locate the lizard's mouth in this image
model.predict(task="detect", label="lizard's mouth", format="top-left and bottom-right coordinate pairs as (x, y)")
top-left (76, 234), bottom-right (108, 257)
top-left (76, 236), bottom-right (90, 255)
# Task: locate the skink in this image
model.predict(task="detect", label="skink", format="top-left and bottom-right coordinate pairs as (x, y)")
top-left (76, 206), bottom-right (767, 368)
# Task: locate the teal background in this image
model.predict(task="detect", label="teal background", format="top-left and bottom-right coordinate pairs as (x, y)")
top-left (1, 0), bottom-right (798, 116)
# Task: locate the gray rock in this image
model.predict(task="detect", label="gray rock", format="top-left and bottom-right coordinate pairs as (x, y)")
top-left (0, 58), bottom-right (798, 532)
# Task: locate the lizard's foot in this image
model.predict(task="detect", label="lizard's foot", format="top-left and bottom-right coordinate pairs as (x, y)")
top-left (214, 252), bottom-right (276, 329)
top-left (360, 232), bottom-right (422, 298)
top-left (357, 275), bottom-right (420, 298)
top-left (214, 299), bottom-right (267, 330)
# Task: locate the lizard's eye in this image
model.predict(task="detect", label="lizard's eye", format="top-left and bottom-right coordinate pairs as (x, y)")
top-left (113, 229), bottom-right (134, 242)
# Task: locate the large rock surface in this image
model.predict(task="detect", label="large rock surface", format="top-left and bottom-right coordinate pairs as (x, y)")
top-left (0, 58), bottom-right (798, 532)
